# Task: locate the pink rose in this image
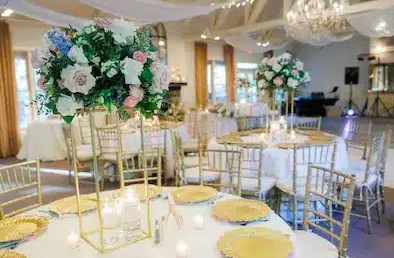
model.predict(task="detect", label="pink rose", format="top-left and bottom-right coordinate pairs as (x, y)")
top-left (38, 76), bottom-right (46, 90)
top-left (124, 85), bottom-right (144, 108)
top-left (267, 57), bottom-right (277, 66)
top-left (93, 17), bottom-right (113, 28)
top-left (273, 77), bottom-right (283, 87)
top-left (291, 70), bottom-right (299, 77)
top-left (133, 51), bottom-right (147, 64)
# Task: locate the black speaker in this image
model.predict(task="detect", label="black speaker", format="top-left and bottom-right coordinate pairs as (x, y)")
top-left (345, 67), bottom-right (359, 85)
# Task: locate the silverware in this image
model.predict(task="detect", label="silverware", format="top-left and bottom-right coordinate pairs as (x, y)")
top-left (239, 217), bottom-right (269, 226)
top-left (209, 194), bottom-right (225, 204)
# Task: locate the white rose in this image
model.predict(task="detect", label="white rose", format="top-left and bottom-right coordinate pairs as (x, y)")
top-left (61, 64), bottom-right (96, 95)
top-left (272, 63), bottom-right (282, 73)
top-left (109, 19), bottom-right (137, 45)
top-left (91, 56), bottom-right (100, 65)
top-left (67, 46), bottom-right (89, 64)
top-left (296, 60), bottom-right (304, 71)
top-left (150, 63), bottom-right (171, 94)
top-left (101, 60), bottom-right (118, 78)
top-left (56, 94), bottom-right (83, 117)
top-left (31, 48), bottom-right (50, 69)
top-left (281, 53), bottom-right (292, 60)
top-left (261, 57), bottom-right (269, 65)
top-left (120, 57), bottom-right (143, 85)
top-left (287, 78), bottom-right (299, 88)
top-left (264, 71), bottom-right (274, 80)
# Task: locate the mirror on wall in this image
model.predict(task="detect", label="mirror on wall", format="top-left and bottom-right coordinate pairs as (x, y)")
top-left (149, 23), bottom-right (167, 64)
top-left (369, 63), bottom-right (394, 91)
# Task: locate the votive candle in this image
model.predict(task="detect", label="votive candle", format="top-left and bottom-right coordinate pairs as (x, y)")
top-left (67, 231), bottom-right (79, 249)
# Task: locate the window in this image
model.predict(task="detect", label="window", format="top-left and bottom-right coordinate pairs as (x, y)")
top-left (236, 62), bottom-right (258, 103)
top-left (14, 51), bottom-right (37, 128)
top-left (207, 60), bottom-right (226, 103)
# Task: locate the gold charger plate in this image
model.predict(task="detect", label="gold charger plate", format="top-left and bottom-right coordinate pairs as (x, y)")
top-left (296, 130), bottom-right (322, 136)
top-left (49, 194), bottom-right (97, 214)
top-left (309, 134), bottom-right (336, 141)
top-left (113, 184), bottom-right (162, 201)
top-left (276, 142), bottom-right (295, 149)
top-left (0, 216), bottom-right (49, 242)
top-left (217, 227), bottom-right (293, 258)
top-left (170, 186), bottom-right (217, 204)
top-left (0, 250), bottom-right (26, 258)
top-left (212, 199), bottom-right (270, 222)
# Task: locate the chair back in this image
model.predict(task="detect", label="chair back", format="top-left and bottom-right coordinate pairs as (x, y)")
top-left (293, 142), bottom-right (337, 194)
top-left (225, 143), bottom-right (265, 195)
top-left (142, 125), bottom-right (166, 153)
top-left (296, 116), bottom-right (321, 131)
top-left (170, 130), bottom-right (187, 186)
top-left (363, 133), bottom-right (385, 184)
top-left (381, 127), bottom-right (392, 182)
top-left (0, 159), bottom-right (42, 219)
top-left (235, 116), bottom-right (265, 131)
top-left (118, 149), bottom-right (162, 187)
top-left (97, 124), bottom-right (122, 161)
top-left (302, 165), bottom-right (356, 258)
top-left (199, 148), bottom-right (242, 195)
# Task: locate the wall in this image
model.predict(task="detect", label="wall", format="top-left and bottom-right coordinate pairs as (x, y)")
top-left (9, 20), bottom-right (51, 49)
top-left (289, 35), bottom-right (371, 108)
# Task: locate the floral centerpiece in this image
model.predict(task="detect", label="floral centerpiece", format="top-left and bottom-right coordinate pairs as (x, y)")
top-left (254, 53), bottom-right (310, 92)
top-left (208, 102), bottom-right (234, 118)
top-left (34, 18), bottom-right (171, 123)
top-left (162, 100), bottom-right (186, 122)
top-left (234, 77), bottom-right (251, 88)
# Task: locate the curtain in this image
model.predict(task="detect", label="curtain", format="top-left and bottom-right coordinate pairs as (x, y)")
top-left (195, 42), bottom-right (208, 108)
top-left (0, 21), bottom-right (19, 158)
top-left (223, 44), bottom-right (235, 103)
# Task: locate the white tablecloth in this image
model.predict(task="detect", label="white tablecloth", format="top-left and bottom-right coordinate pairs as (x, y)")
top-left (17, 119), bottom-right (68, 161)
top-left (17, 188), bottom-right (294, 258)
top-left (185, 112), bottom-right (238, 138)
top-left (235, 102), bottom-right (271, 117)
top-left (208, 133), bottom-right (349, 181)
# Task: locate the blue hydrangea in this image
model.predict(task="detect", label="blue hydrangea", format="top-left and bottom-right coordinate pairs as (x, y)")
top-left (46, 28), bottom-right (73, 55)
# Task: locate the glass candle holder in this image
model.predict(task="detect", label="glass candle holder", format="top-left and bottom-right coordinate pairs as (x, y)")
top-left (121, 189), bottom-right (141, 241)
top-left (101, 198), bottom-right (121, 245)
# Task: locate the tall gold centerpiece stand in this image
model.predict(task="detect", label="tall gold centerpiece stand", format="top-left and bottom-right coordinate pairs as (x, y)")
top-left (70, 108), bottom-right (152, 253)
top-left (266, 89), bottom-right (295, 130)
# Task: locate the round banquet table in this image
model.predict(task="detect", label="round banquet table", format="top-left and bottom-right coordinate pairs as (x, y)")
top-left (17, 188), bottom-right (295, 258)
top-left (208, 132), bottom-right (349, 182)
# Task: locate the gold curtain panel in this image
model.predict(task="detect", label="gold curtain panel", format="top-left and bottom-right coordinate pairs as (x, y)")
top-left (223, 44), bottom-right (235, 103)
top-left (194, 42), bottom-right (208, 108)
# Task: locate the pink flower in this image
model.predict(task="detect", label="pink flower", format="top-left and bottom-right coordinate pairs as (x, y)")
top-left (291, 70), bottom-right (299, 76)
top-left (152, 58), bottom-right (160, 66)
top-left (273, 77), bottom-right (283, 87)
top-left (149, 63), bottom-right (171, 94)
top-left (124, 85), bottom-right (144, 108)
top-left (267, 57), bottom-right (277, 66)
top-left (38, 76), bottom-right (46, 90)
top-left (93, 17), bottom-right (113, 28)
top-left (133, 51), bottom-right (147, 64)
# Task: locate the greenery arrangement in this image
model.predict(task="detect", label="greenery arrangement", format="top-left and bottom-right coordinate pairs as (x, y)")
top-left (33, 18), bottom-right (170, 123)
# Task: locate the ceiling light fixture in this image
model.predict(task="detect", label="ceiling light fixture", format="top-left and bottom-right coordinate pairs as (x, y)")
top-left (1, 9), bottom-right (13, 17)
top-left (158, 40), bottom-right (165, 46)
top-left (376, 45), bottom-right (386, 54)
top-left (220, 0), bottom-right (256, 10)
top-left (214, 36), bottom-right (221, 40)
top-left (200, 34), bottom-right (207, 39)
top-left (257, 42), bottom-right (262, 46)
top-left (262, 42), bottom-right (270, 47)
top-left (375, 21), bottom-right (387, 31)
top-left (211, 3), bottom-right (215, 6)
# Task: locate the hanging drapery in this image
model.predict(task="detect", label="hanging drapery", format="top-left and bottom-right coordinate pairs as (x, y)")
top-left (0, 21), bottom-right (20, 158)
top-left (195, 42), bottom-right (208, 108)
top-left (79, 0), bottom-right (217, 23)
top-left (223, 44), bottom-right (235, 103)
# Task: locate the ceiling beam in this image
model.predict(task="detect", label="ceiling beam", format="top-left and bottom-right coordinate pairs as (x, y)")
top-left (213, 9), bottom-right (232, 29)
top-left (248, 0), bottom-right (268, 23)
top-left (185, 0), bottom-right (394, 41)
top-left (244, 4), bottom-right (253, 24)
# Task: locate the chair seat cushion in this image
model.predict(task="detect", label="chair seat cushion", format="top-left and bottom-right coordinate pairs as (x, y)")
top-left (183, 156), bottom-right (208, 168)
top-left (183, 138), bottom-right (199, 152)
top-left (184, 167), bottom-right (220, 183)
top-left (236, 176), bottom-right (276, 194)
top-left (76, 144), bottom-right (100, 161)
top-left (294, 230), bottom-right (338, 258)
top-left (346, 165), bottom-right (378, 187)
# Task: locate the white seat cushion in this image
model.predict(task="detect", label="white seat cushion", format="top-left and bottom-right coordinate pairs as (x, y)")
top-left (183, 156), bottom-right (208, 168)
top-left (76, 144), bottom-right (100, 161)
top-left (236, 176), bottom-right (276, 194)
top-left (346, 165), bottom-right (378, 187)
top-left (184, 167), bottom-right (220, 183)
top-left (183, 138), bottom-right (199, 151)
top-left (294, 230), bottom-right (338, 258)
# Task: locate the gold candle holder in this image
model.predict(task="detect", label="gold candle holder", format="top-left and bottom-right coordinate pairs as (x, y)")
top-left (70, 109), bottom-right (152, 253)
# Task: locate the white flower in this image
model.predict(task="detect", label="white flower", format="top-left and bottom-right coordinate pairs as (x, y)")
top-left (61, 64), bottom-right (96, 95)
top-left (109, 19), bottom-right (137, 45)
top-left (56, 94), bottom-right (83, 117)
top-left (257, 80), bottom-right (268, 89)
top-left (281, 53), bottom-right (292, 60)
top-left (261, 57), bottom-right (269, 65)
top-left (31, 48), bottom-right (51, 69)
top-left (150, 63), bottom-right (171, 94)
top-left (91, 56), bottom-right (100, 65)
top-left (120, 57), bottom-right (143, 85)
top-left (296, 60), bottom-right (304, 71)
top-left (264, 71), bottom-right (274, 80)
top-left (67, 46), bottom-right (89, 64)
top-left (272, 63), bottom-right (282, 73)
top-left (287, 78), bottom-right (299, 88)
top-left (303, 71), bottom-right (311, 82)
top-left (101, 60), bottom-right (118, 78)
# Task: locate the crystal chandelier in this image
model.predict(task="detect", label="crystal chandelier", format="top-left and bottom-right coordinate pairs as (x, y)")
top-left (286, 0), bottom-right (346, 34)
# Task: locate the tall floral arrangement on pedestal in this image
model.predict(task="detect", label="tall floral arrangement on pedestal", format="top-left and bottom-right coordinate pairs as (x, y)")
top-left (234, 77), bottom-right (251, 88)
top-left (254, 53), bottom-right (310, 92)
top-left (34, 18), bottom-right (171, 123)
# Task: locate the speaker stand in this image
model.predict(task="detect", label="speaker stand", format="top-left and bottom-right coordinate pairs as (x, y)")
top-left (342, 84), bottom-right (360, 115)
top-left (368, 91), bottom-right (392, 117)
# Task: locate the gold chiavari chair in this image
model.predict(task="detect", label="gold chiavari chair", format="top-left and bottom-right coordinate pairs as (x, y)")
top-left (78, 115), bottom-right (92, 145)
top-left (347, 133), bottom-right (384, 234)
top-left (345, 119), bottom-right (372, 160)
top-left (380, 127), bottom-right (392, 213)
top-left (197, 115), bottom-right (216, 152)
top-left (170, 130), bottom-right (204, 186)
top-left (294, 165), bottom-right (356, 258)
top-left (0, 159), bottom-right (42, 219)
top-left (62, 125), bottom-right (94, 182)
top-left (199, 148), bottom-right (242, 196)
top-left (235, 116), bottom-right (266, 131)
top-left (276, 142), bottom-right (337, 230)
top-left (224, 142), bottom-right (276, 201)
top-left (296, 116), bottom-right (322, 131)
top-left (118, 149), bottom-right (162, 187)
